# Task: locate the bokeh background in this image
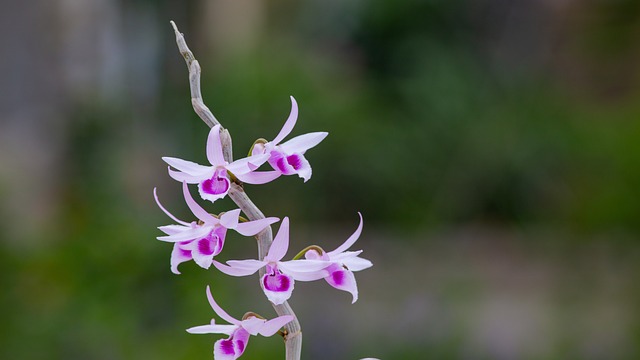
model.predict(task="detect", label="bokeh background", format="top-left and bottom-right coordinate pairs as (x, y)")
top-left (2, 0), bottom-right (640, 359)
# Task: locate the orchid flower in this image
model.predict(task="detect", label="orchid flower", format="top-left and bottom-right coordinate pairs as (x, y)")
top-left (187, 286), bottom-right (294, 360)
top-left (251, 96), bottom-right (328, 182)
top-left (304, 212), bottom-right (372, 303)
top-left (163, 124), bottom-right (280, 202)
top-left (213, 217), bottom-right (330, 305)
top-left (154, 182), bottom-right (279, 274)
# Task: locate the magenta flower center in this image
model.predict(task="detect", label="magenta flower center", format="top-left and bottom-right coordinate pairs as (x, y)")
top-left (197, 227), bottom-right (226, 257)
top-left (219, 338), bottom-right (235, 355)
top-left (286, 154), bottom-right (303, 170)
top-left (331, 269), bottom-right (345, 285)
top-left (263, 265), bottom-right (291, 292)
top-left (201, 168), bottom-right (230, 196)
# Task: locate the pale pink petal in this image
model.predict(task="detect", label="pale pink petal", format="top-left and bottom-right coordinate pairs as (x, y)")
top-left (330, 250), bottom-right (363, 261)
top-left (325, 264), bottom-right (359, 303)
top-left (163, 156), bottom-right (212, 175)
top-left (157, 225), bottom-right (211, 242)
top-left (328, 212), bottom-right (363, 256)
top-left (272, 96), bottom-right (299, 145)
top-left (238, 317), bottom-right (265, 335)
top-left (182, 182), bottom-right (217, 223)
top-left (265, 217), bottom-right (289, 262)
top-left (157, 224), bottom-right (190, 236)
top-left (170, 242), bottom-right (193, 274)
top-left (153, 188), bottom-right (189, 225)
top-left (206, 286), bottom-right (240, 325)
top-left (219, 209), bottom-right (241, 229)
top-left (261, 272), bottom-right (294, 305)
top-left (206, 125), bottom-right (226, 166)
top-left (234, 217), bottom-right (279, 236)
top-left (257, 315), bottom-right (294, 337)
top-left (342, 256), bottom-right (373, 272)
top-left (168, 167), bottom-right (206, 183)
top-left (226, 154), bottom-right (270, 175)
top-left (186, 323), bottom-right (236, 335)
top-left (279, 132), bottom-right (328, 154)
top-left (250, 142), bottom-right (266, 156)
top-left (213, 259), bottom-right (265, 277)
top-left (303, 249), bottom-right (327, 261)
top-left (278, 259), bottom-right (330, 273)
top-left (285, 268), bottom-right (329, 282)
top-left (234, 170), bottom-right (281, 185)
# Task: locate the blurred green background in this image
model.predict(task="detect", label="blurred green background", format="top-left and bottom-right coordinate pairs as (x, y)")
top-left (2, 0), bottom-right (640, 359)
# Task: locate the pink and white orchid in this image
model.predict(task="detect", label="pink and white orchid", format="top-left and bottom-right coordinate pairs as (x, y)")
top-left (163, 124), bottom-right (280, 203)
top-left (213, 217), bottom-right (330, 305)
top-left (187, 286), bottom-right (294, 360)
top-left (154, 182), bottom-right (279, 274)
top-left (304, 212), bottom-right (372, 303)
top-left (251, 96), bottom-right (328, 182)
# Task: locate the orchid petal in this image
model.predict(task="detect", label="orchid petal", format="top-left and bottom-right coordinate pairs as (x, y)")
top-left (293, 154), bottom-right (312, 182)
top-left (272, 96), bottom-right (299, 145)
top-left (163, 157), bottom-right (212, 175)
top-left (170, 242), bottom-right (193, 274)
top-left (237, 318), bottom-right (265, 336)
top-left (285, 268), bottom-right (330, 282)
top-left (206, 286), bottom-right (240, 325)
top-left (234, 217), bottom-right (279, 236)
top-left (157, 225), bottom-right (211, 242)
top-left (330, 250), bottom-right (363, 261)
top-left (158, 224), bottom-right (190, 236)
top-left (279, 132), bottom-right (328, 154)
top-left (266, 217), bottom-right (289, 262)
top-left (214, 328), bottom-right (250, 360)
top-left (328, 212), bottom-right (363, 256)
top-left (261, 272), bottom-right (294, 305)
top-left (213, 259), bottom-right (265, 277)
top-left (278, 259), bottom-right (331, 273)
top-left (219, 209), bottom-right (241, 229)
top-left (206, 125), bottom-right (226, 166)
top-left (187, 228), bottom-right (226, 269)
top-left (234, 170), bottom-right (281, 185)
top-left (182, 182), bottom-right (217, 223)
top-left (342, 256), bottom-right (373, 272)
top-left (258, 315), bottom-right (294, 337)
top-left (226, 154), bottom-right (271, 175)
top-left (325, 265), bottom-right (359, 303)
top-left (153, 188), bottom-right (189, 226)
top-left (251, 142), bottom-right (266, 156)
top-left (266, 151), bottom-right (312, 181)
top-left (198, 168), bottom-right (230, 202)
top-left (168, 167), bottom-right (205, 183)
top-left (186, 323), bottom-right (236, 335)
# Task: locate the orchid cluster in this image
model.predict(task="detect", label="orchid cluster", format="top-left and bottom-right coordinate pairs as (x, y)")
top-left (155, 89), bottom-right (372, 359)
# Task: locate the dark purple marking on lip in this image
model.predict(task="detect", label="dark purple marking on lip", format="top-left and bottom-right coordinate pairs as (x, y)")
top-left (263, 273), bottom-right (291, 292)
top-left (197, 238), bottom-right (214, 255)
top-left (218, 338), bottom-right (235, 355)
top-left (286, 154), bottom-right (302, 170)
top-left (331, 270), bottom-right (345, 286)
top-left (201, 169), bottom-right (230, 195)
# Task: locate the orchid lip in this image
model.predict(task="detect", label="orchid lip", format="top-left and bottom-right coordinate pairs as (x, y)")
top-left (201, 168), bottom-right (230, 196)
top-left (262, 264), bottom-right (292, 293)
